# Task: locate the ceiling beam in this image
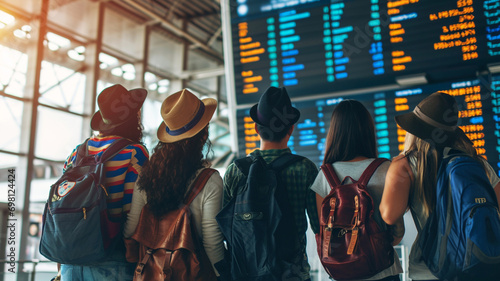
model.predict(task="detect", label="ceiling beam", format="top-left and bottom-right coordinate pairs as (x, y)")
top-left (115, 0), bottom-right (223, 61)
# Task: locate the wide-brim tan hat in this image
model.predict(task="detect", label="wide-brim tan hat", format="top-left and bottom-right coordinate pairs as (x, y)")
top-left (157, 89), bottom-right (217, 143)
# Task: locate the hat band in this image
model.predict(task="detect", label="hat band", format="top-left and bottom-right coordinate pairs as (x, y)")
top-left (165, 102), bottom-right (205, 136)
top-left (413, 106), bottom-right (456, 132)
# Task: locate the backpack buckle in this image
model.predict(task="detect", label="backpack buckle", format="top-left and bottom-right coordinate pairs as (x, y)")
top-left (136, 249), bottom-right (154, 274)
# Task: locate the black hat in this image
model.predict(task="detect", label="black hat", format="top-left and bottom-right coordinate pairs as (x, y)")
top-left (395, 91), bottom-right (470, 148)
top-left (249, 87), bottom-right (300, 129)
top-left (90, 84), bottom-right (147, 131)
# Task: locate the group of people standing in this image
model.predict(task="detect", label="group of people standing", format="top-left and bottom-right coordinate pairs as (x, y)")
top-left (55, 83), bottom-right (500, 281)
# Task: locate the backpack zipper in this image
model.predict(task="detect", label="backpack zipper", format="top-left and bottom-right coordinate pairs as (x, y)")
top-left (50, 200), bottom-right (99, 217)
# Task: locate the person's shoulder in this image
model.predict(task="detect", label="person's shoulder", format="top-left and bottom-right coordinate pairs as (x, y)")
top-left (386, 153), bottom-right (413, 179)
top-left (128, 143), bottom-right (149, 158)
top-left (291, 154), bottom-right (318, 170)
top-left (224, 161), bottom-right (244, 179)
top-left (376, 157), bottom-right (391, 172)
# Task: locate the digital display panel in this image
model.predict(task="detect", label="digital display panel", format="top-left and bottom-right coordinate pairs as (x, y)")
top-left (236, 74), bottom-right (500, 175)
top-left (230, 0), bottom-right (500, 105)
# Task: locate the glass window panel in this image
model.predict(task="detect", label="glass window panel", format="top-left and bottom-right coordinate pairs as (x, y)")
top-left (35, 107), bottom-right (84, 161)
top-left (149, 31), bottom-right (184, 74)
top-left (103, 8), bottom-right (144, 60)
top-left (0, 97), bottom-right (23, 152)
top-left (30, 159), bottom-right (63, 204)
top-left (39, 61), bottom-right (86, 113)
top-left (0, 44), bottom-right (27, 97)
top-left (141, 99), bottom-right (162, 151)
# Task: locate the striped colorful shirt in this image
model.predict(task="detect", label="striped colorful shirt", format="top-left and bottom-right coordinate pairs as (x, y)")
top-left (63, 135), bottom-right (149, 219)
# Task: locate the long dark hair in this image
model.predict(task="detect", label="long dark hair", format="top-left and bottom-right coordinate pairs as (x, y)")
top-left (323, 99), bottom-right (377, 164)
top-left (100, 113), bottom-right (143, 142)
top-left (137, 126), bottom-right (211, 217)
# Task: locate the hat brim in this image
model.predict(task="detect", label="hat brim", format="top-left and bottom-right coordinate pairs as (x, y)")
top-left (249, 103), bottom-right (301, 127)
top-left (395, 111), bottom-right (469, 148)
top-left (157, 98), bottom-right (217, 143)
top-left (90, 88), bottom-right (147, 131)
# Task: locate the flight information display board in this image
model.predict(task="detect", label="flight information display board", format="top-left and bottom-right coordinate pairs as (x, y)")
top-left (236, 74), bottom-right (500, 175)
top-left (230, 0), bottom-right (500, 104)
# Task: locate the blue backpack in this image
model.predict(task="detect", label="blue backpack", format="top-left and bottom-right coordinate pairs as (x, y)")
top-left (418, 151), bottom-right (500, 280)
top-left (39, 138), bottom-right (133, 264)
top-left (216, 153), bottom-right (304, 281)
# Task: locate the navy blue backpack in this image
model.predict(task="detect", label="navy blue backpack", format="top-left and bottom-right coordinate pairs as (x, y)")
top-left (39, 138), bottom-right (132, 264)
top-left (418, 151), bottom-right (500, 280)
top-left (216, 153), bottom-right (304, 281)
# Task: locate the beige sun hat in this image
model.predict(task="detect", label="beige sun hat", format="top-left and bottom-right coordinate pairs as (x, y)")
top-left (157, 89), bottom-right (217, 143)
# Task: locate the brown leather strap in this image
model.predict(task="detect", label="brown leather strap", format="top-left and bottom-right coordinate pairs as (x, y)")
top-left (347, 227), bottom-right (359, 255)
top-left (136, 248), bottom-right (154, 274)
top-left (322, 228), bottom-right (332, 259)
top-left (184, 168), bottom-right (216, 206)
top-left (164, 250), bottom-right (173, 268)
top-left (327, 197), bottom-right (336, 229)
top-left (357, 158), bottom-right (388, 187)
top-left (321, 163), bottom-right (342, 189)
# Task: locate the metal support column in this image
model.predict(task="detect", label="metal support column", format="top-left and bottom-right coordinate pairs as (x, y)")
top-left (18, 0), bottom-right (49, 280)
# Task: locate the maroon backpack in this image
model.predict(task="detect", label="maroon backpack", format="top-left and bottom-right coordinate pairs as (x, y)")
top-left (316, 158), bottom-right (394, 280)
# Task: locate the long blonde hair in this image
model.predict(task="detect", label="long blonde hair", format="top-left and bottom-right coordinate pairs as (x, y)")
top-left (403, 133), bottom-right (439, 216)
top-left (404, 131), bottom-right (483, 216)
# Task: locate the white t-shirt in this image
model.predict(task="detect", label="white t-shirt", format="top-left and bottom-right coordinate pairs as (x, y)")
top-left (310, 158), bottom-right (403, 281)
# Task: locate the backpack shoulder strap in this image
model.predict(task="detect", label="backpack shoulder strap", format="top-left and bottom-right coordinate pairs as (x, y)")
top-left (358, 158), bottom-right (389, 186)
top-left (320, 163), bottom-right (342, 188)
top-left (99, 138), bottom-right (135, 163)
top-left (233, 156), bottom-right (254, 176)
top-left (184, 168), bottom-right (217, 206)
top-left (269, 153), bottom-right (304, 171)
top-left (72, 138), bottom-right (91, 166)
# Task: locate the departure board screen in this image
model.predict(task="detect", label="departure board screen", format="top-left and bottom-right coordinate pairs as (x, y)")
top-left (236, 74), bottom-right (500, 176)
top-left (230, 0), bottom-right (500, 105)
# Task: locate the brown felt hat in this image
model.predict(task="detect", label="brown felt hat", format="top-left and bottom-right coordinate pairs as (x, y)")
top-left (90, 84), bottom-right (147, 131)
top-left (157, 89), bottom-right (217, 143)
top-left (395, 91), bottom-right (470, 148)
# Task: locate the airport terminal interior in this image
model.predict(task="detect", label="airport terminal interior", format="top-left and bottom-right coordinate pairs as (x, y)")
top-left (0, 0), bottom-right (499, 280)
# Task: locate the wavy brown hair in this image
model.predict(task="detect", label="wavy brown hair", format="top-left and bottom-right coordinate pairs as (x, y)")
top-left (137, 126), bottom-right (211, 217)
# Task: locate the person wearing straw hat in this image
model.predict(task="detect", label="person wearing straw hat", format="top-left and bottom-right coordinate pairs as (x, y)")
top-left (222, 86), bottom-right (319, 281)
top-left (379, 92), bottom-right (500, 281)
top-left (60, 84), bottom-right (150, 281)
top-left (123, 88), bottom-right (228, 279)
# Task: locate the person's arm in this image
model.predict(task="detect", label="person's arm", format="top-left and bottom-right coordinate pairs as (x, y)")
top-left (305, 163), bottom-right (320, 234)
top-left (389, 216), bottom-right (405, 246)
top-left (222, 163), bottom-right (238, 207)
top-left (200, 172), bottom-right (225, 276)
top-left (379, 155), bottom-right (413, 225)
top-left (123, 184), bottom-right (147, 238)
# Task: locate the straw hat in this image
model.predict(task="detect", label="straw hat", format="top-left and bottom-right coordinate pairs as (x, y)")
top-left (250, 86), bottom-right (300, 129)
top-left (90, 84), bottom-right (147, 131)
top-left (157, 89), bottom-right (217, 143)
top-left (395, 91), bottom-right (470, 148)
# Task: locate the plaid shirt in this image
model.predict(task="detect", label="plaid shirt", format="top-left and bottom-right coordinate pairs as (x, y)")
top-left (223, 148), bottom-right (319, 280)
